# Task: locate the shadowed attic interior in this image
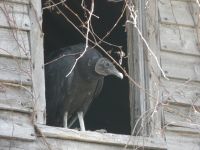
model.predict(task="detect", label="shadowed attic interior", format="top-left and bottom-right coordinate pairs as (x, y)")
top-left (42, 0), bottom-right (130, 135)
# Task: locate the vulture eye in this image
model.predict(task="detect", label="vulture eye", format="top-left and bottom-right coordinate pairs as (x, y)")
top-left (105, 62), bottom-right (110, 67)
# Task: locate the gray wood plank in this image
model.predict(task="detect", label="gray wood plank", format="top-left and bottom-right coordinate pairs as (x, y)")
top-left (1, 0), bottom-right (30, 4)
top-left (37, 124), bottom-right (167, 150)
top-left (0, 56), bottom-right (32, 85)
top-left (166, 126), bottom-right (200, 134)
top-left (0, 28), bottom-right (30, 58)
top-left (127, 0), bottom-right (148, 135)
top-left (29, 0), bottom-right (46, 124)
top-left (161, 79), bottom-right (200, 106)
top-left (159, 0), bottom-right (199, 26)
top-left (146, 0), bottom-right (164, 137)
top-left (45, 138), bottom-right (165, 150)
top-left (161, 51), bottom-right (200, 81)
top-left (160, 24), bottom-right (200, 56)
top-left (0, 82), bottom-right (33, 112)
top-left (0, 137), bottom-right (165, 150)
top-left (0, 2), bottom-right (30, 30)
top-left (163, 104), bottom-right (200, 129)
top-left (0, 110), bottom-right (35, 141)
top-left (165, 130), bottom-right (200, 150)
top-left (0, 139), bottom-right (41, 150)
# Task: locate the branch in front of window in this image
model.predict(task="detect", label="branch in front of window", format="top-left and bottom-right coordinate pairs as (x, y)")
top-left (46, 0), bottom-right (158, 103)
top-left (66, 0), bottom-right (94, 77)
top-left (126, 2), bottom-right (169, 80)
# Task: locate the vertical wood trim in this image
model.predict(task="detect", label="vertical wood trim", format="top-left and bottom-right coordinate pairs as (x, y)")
top-left (29, 0), bottom-right (46, 124)
top-left (146, 0), bottom-right (164, 137)
top-left (127, 0), bottom-right (149, 135)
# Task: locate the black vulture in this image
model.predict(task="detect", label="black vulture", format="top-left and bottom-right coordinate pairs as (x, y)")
top-left (45, 43), bottom-right (123, 131)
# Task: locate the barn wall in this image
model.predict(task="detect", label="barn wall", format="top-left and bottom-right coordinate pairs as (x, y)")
top-left (0, 0), bottom-right (35, 142)
top-left (0, 0), bottom-right (166, 149)
top-left (148, 0), bottom-right (200, 149)
top-left (0, 0), bottom-right (45, 144)
top-left (0, 0), bottom-right (199, 149)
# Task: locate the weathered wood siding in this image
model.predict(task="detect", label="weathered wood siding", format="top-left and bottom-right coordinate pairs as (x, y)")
top-left (149, 0), bottom-right (200, 149)
top-left (0, 0), bottom-right (45, 144)
top-left (0, 0), bottom-right (199, 149)
top-left (0, 0), bottom-right (167, 149)
top-left (0, 0), bottom-right (33, 142)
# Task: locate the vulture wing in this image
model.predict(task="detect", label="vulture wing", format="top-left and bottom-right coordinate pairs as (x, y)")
top-left (45, 53), bottom-right (76, 126)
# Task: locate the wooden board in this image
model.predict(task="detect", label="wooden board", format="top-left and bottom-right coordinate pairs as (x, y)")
top-left (127, 0), bottom-right (149, 134)
top-left (2, 0), bottom-right (30, 4)
top-left (160, 24), bottom-right (200, 56)
top-left (37, 124), bottom-right (167, 150)
top-left (0, 28), bottom-right (30, 58)
top-left (146, 0), bottom-right (164, 137)
top-left (160, 51), bottom-right (200, 81)
top-left (163, 104), bottom-right (200, 129)
top-left (0, 110), bottom-right (35, 141)
top-left (0, 56), bottom-right (32, 85)
top-left (166, 126), bottom-right (200, 134)
top-left (161, 79), bottom-right (200, 106)
top-left (45, 138), bottom-right (165, 150)
top-left (29, 0), bottom-right (46, 124)
top-left (159, 0), bottom-right (199, 27)
top-left (165, 130), bottom-right (200, 150)
top-left (0, 137), bottom-right (165, 150)
top-left (0, 82), bottom-right (33, 112)
top-left (0, 2), bottom-right (30, 30)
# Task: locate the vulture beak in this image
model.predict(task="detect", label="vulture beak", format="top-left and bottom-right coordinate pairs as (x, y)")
top-left (110, 68), bottom-right (123, 79)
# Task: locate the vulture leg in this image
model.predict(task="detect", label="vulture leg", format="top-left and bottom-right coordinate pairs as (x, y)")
top-left (63, 112), bottom-right (68, 128)
top-left (77, 112), bottom-right (85, 131)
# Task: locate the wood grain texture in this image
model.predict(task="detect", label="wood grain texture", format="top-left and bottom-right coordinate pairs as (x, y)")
top-left (2, 0), bottom-right (30, 4)
top-left (0, 2), bottom-right (30, 30)
top-left (160, 24), bottom-right (200, 56)
top-left (0, 137), bottom-right (166, 150)
top-left (0, 110), bottom-right (35, 141)
top-left (160, 51), bottom-right (200, 81)
top-left (158, 0), bottom-right (200, 148)
top-left (0, 82), bottom-right (33, 112)
top-left (146, 0), bottom-right (164, 137)
top-left (161, 79), bottom-right (200, 106)
top-left (37, 124), bottom-right (167, 150)
top-left (29, 0), bottom-right (46, 124)
top-left (159, 0), bottom-right (199, 27)
top-left (45, 137), bottom-right (165, 150)
top-left (0, 28), bottom-right (30, 58)
top-left (0, 56), bottom-right (31, 85)
top-left (165, 130), bottom-right (200, 150)
top-left (163, 104), bottom-right (200, 129)
top-left (0, 139), bottom-right (39, 150)
top-left (127, 0), bottom-right (149, 135)
top-left (166, 126), bottom-right (200, 134)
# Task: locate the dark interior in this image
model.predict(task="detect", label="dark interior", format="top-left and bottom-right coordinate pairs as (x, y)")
top-left (42, 0), bottom-right (130, 135)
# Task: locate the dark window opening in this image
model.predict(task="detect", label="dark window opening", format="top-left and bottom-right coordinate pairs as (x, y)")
top-left (42, 0), bottom-right (130, 135)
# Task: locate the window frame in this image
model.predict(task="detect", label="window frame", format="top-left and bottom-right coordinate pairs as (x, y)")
top-left (35, 0), bottom-right (159, 140)
top-left (127, 0), bottom-right (150, 135)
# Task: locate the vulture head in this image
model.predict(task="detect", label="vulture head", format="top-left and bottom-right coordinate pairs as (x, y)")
top-left (95, 58), bottom-right (123, 79)
top-left (78, 49), bottom-right (123, 80)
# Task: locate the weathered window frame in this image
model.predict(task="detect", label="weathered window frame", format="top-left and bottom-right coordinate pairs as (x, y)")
top-left (32, 0), bottom-right (167, 149)
top-left (127, 0), bottom-right (149, 135)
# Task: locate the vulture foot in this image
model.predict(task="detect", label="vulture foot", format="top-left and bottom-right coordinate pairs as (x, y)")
top-left (64, 112), bottom-right (68, 128)
top-left (77, 112), bottom-right (85, 131)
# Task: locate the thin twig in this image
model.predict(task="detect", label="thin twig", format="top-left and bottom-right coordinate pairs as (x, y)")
top-left (43, 0), bottom-right (66, 10)
top-left (65, 0), bottom-right (94, 77)
top-left (34, 124), bottom-right (53, 150)
top-left (126, 3), bottom-right (169, 80)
